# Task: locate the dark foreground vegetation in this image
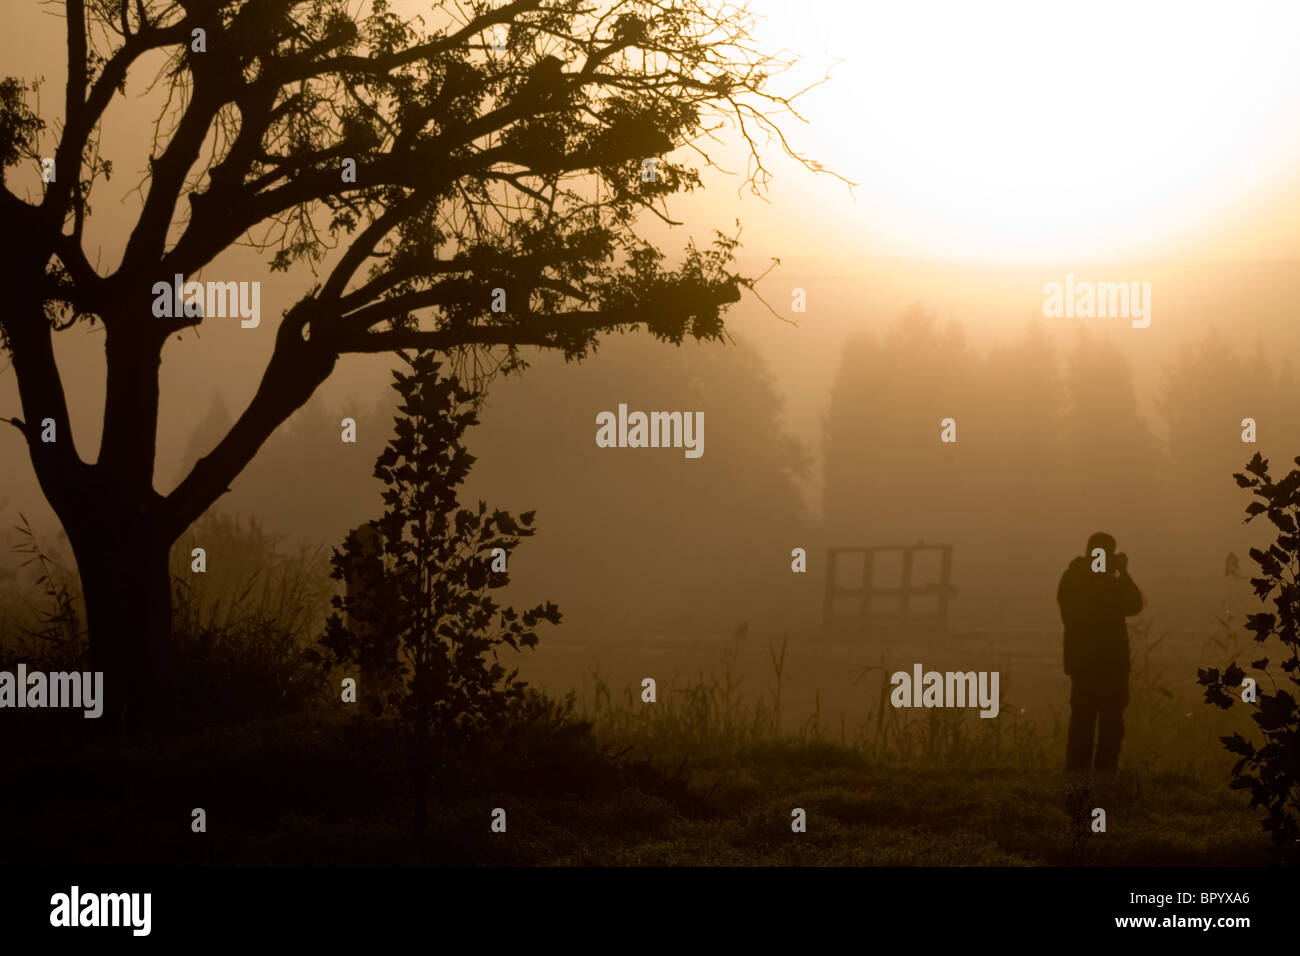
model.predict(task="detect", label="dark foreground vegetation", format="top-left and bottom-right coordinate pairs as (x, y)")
top-left (0, 698), bottom-right (1272, 866)
top-left (1, 391), bottom-right (1296, 867)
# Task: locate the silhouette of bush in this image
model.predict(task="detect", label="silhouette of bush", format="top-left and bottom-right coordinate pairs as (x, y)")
top-left (170, 512), bottom-right (333, 725)
top-left (0, 515), bottom-right (86, 674)
top-left (1199, 452), bottom-right (1300, 856)
top-left (0, 511), bottom-right (332, 731)
top-left (308, 352), bottom-right (561, 840)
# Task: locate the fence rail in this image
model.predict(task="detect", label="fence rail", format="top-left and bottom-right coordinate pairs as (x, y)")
top-left (823, 544), bottom-right (957, 630)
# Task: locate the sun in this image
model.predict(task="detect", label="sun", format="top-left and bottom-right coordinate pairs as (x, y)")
top-left (747, 0), bottom-right (1300, 264)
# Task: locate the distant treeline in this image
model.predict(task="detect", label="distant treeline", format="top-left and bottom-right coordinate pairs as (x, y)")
top-left (824, 305), bottom-right (1296, 628)
top-left (162, 308), bottom-right (1291, 638)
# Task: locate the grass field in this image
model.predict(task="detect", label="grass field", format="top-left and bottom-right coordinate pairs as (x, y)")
top-left (1, 619), bottom-right (1276, 866)
top-left (0, 524), bottom-right (1279, 866)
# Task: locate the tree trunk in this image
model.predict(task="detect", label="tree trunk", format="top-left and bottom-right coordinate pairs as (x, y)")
top-left (412, 711), bottom-right (430, 852)
top-left (68, 508), bottom-right (177, 731)
top-left (2, 286), bottom-right (175, 730)
top-left (9, 284), bottom-right (336, 732)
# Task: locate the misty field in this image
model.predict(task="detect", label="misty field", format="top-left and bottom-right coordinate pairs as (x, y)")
top-left (0, 574), bottom-right (1274, 865)
top-left (511, 623), bottom-right (1270, 865)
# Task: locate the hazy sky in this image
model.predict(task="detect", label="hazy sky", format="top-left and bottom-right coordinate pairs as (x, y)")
top-left (703, 0), bottom-right (1300, 265)
top-left (8, 1), bottom-right (1300, 266)
top-left (3, 1), bottom-right (1300, 531)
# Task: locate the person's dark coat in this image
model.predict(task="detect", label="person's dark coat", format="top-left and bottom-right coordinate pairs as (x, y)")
top-left (1056, 556), bottom-right (1143, 689)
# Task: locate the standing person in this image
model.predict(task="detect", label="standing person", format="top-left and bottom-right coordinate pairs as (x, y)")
top-left (1056, 532), bottom-right (1144, 771)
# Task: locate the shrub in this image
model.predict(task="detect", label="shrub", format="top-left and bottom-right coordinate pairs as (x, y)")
top-left (170, 512), bottom-right (333, 724)
top-left (308, 352), bottom-right (560, 840)
top-left (1199, 452), bottom-right (1300, 855)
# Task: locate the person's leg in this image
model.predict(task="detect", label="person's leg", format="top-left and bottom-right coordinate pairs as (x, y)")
top-left (1066, 680), bottom-right (1100, 771)
top-left (1094, 685), bottom-right (1128, 771)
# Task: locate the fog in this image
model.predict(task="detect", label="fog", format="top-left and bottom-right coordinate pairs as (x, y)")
top-left (3, 0), bottom-right (1300, 650)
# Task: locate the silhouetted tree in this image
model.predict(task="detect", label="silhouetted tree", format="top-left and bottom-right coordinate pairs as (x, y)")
top-left (174, 392), bottom-right (234, 489)
top-left (824, 311), bottom-right (1176, 627)
top-left (309, 351), bottom-right (560, 842)
top-left (1151, 330), bottom-right (1300, 618)
top-left (468, 331), bottom-right (812, 636)
top-left (0, 0), bottom-right (822, 724)
top-left (210, 390), bottom-right (397, 546)
top-left (1200, 452), bottom-right (1300, 857)
top-left (1160, 330), bottom-right (1261, 517)
top-left (824, 304), bottom-right (974, 543)
top-left (1060, 330), bottom-right (1161, 512)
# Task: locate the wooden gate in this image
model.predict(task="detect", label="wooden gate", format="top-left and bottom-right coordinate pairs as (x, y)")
top-left (823, 544), bottom-right (957, 630)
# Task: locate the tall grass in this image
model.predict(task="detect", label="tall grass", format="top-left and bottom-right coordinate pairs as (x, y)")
top-left (0, 514), bottom-right (85, 672)
top-left (575, 618), bottom-right (1254, 779)
top-left (0, 511), bottom-right (335, 724)
top-left (171, 512), bottom-right (334, 721)
top-left (577, 628), bottom-right (1050, 769)
top-left (0, 515), bottom-right (1262, 780)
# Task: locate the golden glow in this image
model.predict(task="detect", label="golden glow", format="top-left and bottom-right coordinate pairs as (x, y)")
top-left (745, 0), bottom-right (1300, 263)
